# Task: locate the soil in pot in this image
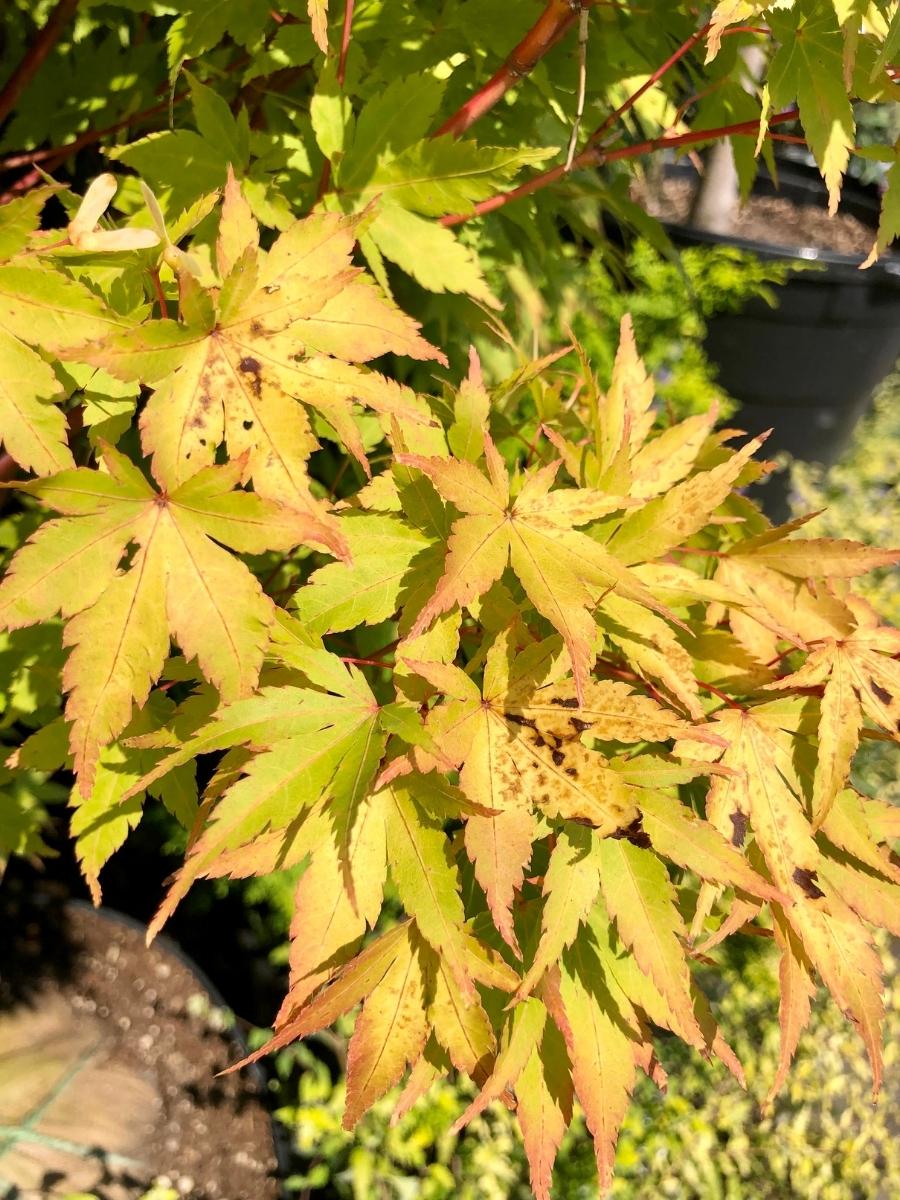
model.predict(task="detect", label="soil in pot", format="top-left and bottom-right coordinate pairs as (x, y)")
top-left (630, 163), bottom-right (900, 519)
top-left (635, 175), bottom-right (882, 258)
top-left (0, 884), bottom-right (281, 1200)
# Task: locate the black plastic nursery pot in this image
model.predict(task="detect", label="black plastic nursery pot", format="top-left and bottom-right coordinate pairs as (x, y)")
top-left (665, 160), bottom-right (900, 513)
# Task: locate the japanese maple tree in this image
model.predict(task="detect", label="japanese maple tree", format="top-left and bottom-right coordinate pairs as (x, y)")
top-left (1, 3), bottom-right (900, 1197)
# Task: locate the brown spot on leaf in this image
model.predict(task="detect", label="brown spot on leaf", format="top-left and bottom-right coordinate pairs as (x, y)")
top-left (871, 681), bottom-right (892, 706)
top-left (570, 717), bottom-right (590, 735)
top-left (242, 419), bottom-right (254, 431)
top-left (565, 767), bottom-right (578, 778)
top-left (551, 748), bottom-right (565, 767)
top-left (729, 812), bottom-right (748, 847)
top-left (792, 867), bottom-right (825, 900)
top-left (551, 696), bottom-right (580, 709)
top-left (613, 818), bottom-right (651, 849)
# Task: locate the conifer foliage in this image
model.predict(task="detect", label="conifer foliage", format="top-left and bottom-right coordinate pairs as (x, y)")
top-left (1, 3), bottom-right (900, 1196)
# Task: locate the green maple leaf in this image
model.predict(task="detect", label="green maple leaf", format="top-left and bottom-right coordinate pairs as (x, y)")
top-left (74, 172), bottom-right (444, 550)
top-left (132, 659), bottom-right (391, 938)
top-left (769, 1), bottom-right (855, 213)
top-left (293, 511), bottom-right (437, 637)
top-left (0, 444), bottom-right (326, 793)
top-left (0, 189), bottom-right (129, 476)
top-left (396, 439), bottom-right (672, 700)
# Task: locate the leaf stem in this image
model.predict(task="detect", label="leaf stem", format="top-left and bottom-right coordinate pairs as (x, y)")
top-left (337, 0), bottom-right (355, 88)
top-left (564, 5), bottom-right (590, 170)
top-left (149, 269), bottom-right (168, 319)
top-left (340, 655), bottom-right (394, 670)
top-left (589, 19), bottom-right (712, 145)
top-left (0, 0), bottom-right (81, 128)
top-left (696, 680), bottom-right (747, 712)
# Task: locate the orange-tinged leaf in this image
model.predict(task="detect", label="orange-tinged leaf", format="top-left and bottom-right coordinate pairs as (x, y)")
top-left (75, 203), bottom-right (440, 518)
top-left (278, 790), bottom-right (387, 1016)
top-left (427, 949), bottom-right (496, 1083)
top-left (822, 790), bottom-right (900, 883)
top-left (629, 407), bottom-right (718, 500)
top-left (231, 922), bottom-right (412, 1070)
top-left (414, 653), bottom-right (640, 836)
top-left (146, 673), bottom-right (385, 938)
top-left (399, 443), bottom-right (659, 699)
top-left (558, 938), bottom-right (638, 1195)
top-left (0, 450), bottom-right (328, 793)
top-left (343, 930), bottom-right (429, 1128)
top-left (308, 0), bottom-right (328, 51)
top-left (732, 533), bottom-right (900, 578)
top-left (637, 790), bottom-right (787, 904)
top-left (737, 713), bottom-right (821, 894)
top-left (608, 435), bottom-right (765, 566)
top-left (465, 806), bottom-right (535, 956)
top-left (819, 854), bottom-right (900, 937)
top-left (764, 907), bottom-right (816, 1112)
top-left (784, 888), bottom-right (884, 1096)
top-left (391, 1040), bottom-right (448, 1125)
top-left (597, 837), bottom-right (706, 1051)
top-left (771, 631), bottom-right (900, 826)
top-left (451, 998), bottom-right (547, 1134)
top-left (517, 1022), bottom-right (572, 1200)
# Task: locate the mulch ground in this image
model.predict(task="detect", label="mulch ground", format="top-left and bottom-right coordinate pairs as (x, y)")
top-left (0, 889), bottom-right (281, 1200)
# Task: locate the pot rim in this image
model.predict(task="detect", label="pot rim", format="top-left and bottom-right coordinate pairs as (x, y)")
top-left (660, 159), bottom-right (900, 282)
top-left (665, 219), bottom-right (900, 281)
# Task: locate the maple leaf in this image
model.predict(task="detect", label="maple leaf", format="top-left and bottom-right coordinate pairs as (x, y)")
top-left (513, 825), bottom-right (603, 1000)
top-left (278, 788), bottom-right (388, 1015)
top-left (75, 172), bottom-right (444, 539)
top-left (768, 618), bottom-right (900, 825)
top-left (384, 776), bottom-right (483, 1001)
top-left (556, 938), bottom-right (639, 1194)
top-left (343, 925), bottom-right (430, 1129)
top-left (134, 663), bottom-right (390, 940)
top-left (407, 631), bottom-right (718, 953)
top-left (516, 1020), bottom-right (573, 1200)
top-left (0, 188), bottom-right (130, 476)
top-left (451, 998), bottom-right (549, 1134)
top-left (702, 703), bottom-right (887, 1093)
top-left (292, 511), bottom-right (436, 637)
top-left (597, 836), bottom-right (707, 1051)
top-left (397, 438), bottom-right (674, 700)
top-left (769, 3), bottom-right (855, 213)
top-left (0, 445), bottom-right (325, 793)
top-left (308, 0), bottom-right (328, 52)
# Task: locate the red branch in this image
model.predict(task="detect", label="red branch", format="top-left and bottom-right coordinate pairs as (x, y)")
top-left (0, 0), bottom-right (80, 128)
top-left (433, 0), bottom-right (581, 139)
top-left (591, 20), bottom-right (711, 143)
top-left (337, 0), bottom-right (355, 88)
top-left (440, 107), bottom-right (800, 227)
